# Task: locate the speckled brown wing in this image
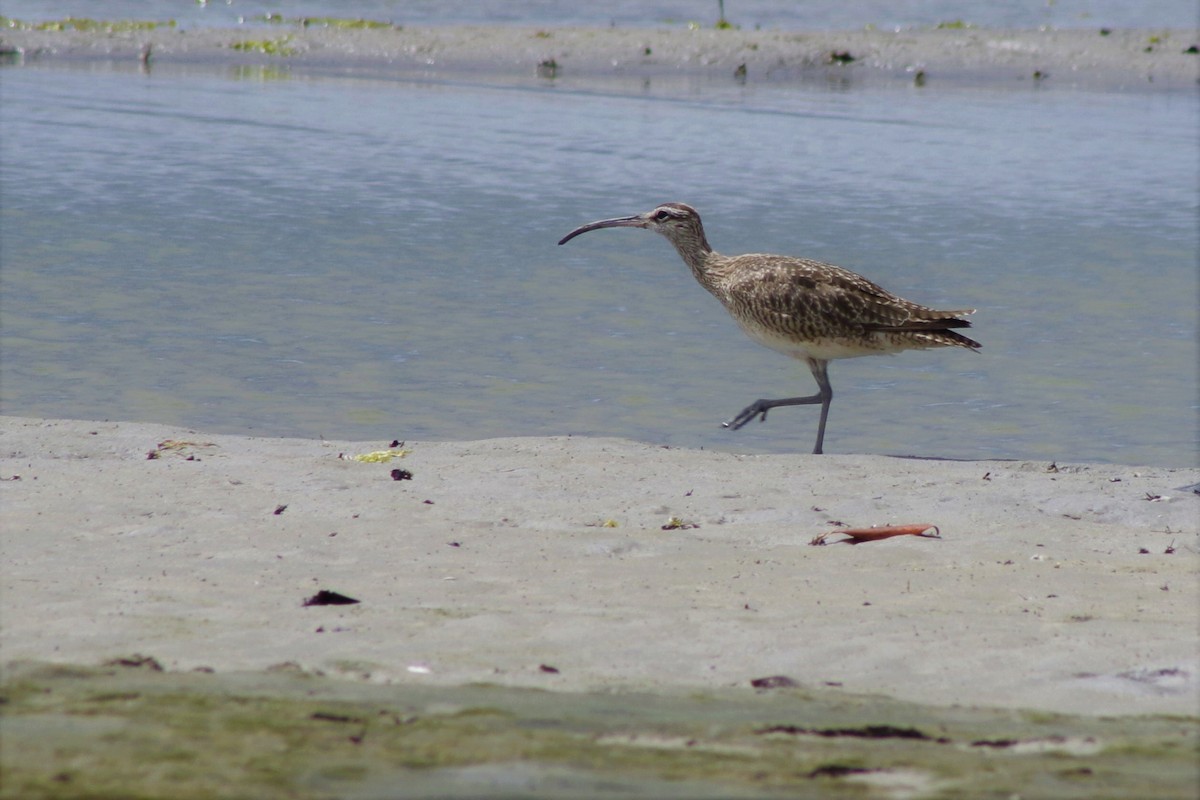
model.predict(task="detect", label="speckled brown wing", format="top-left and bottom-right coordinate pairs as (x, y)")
top-left (715, 254), bottom-right (980, 352)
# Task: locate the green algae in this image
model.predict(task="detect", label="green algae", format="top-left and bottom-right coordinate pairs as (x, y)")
top-left (0, 16), bottom-right (176, 32)
top-left (2, 660), bottom-right (1197, 799)
top-left (254, 13), bottom-right (398, 30)
top-left (228, 37), bottom-right (296, 57)
top-left (300, 17), bottom-right (398, 30)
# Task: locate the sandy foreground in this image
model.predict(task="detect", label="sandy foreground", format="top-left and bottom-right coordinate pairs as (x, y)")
top-left (2, 416), bottom-right (1198, 795)
top-left (1, 21), bottom-right (1198, 90)
top-left (2, 414), bottom-right (1196, 714)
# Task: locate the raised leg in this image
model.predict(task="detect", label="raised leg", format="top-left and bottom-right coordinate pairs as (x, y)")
top-left (722, 359), bottom-right (833, 454)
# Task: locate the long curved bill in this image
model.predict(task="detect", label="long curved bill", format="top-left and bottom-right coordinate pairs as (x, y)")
top-left (557, 214), bottom-right (646, 245)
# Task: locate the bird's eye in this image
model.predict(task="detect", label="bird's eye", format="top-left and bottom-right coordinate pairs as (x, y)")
top-left (653, 210), bottom-right (672, 222)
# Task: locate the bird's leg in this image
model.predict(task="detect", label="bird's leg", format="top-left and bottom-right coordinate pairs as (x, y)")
top-left (809, 360), bottom-right (833, 455)
top-left (722, 394), bottom-right (823, 429)
top-left (723, 359), bottom-right (833, 455)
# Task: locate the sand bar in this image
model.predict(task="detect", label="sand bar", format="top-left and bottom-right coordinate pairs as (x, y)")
top-left (3, 415), bottom-right (1196, 717)
top-left (2, 22), bottom-right (1197, 89)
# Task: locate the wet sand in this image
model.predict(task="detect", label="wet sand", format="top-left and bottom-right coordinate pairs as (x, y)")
top-left (2, 22), bottom-right (1198, 89)
top-left (3, 414), bottom-right (1196, 713)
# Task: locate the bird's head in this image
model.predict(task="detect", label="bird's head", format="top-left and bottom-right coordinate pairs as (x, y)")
top-left (558, 202), bottom-right (711, 253)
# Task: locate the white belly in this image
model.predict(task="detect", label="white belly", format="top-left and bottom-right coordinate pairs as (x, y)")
top-left (740, 324), bottom-right (895, 362)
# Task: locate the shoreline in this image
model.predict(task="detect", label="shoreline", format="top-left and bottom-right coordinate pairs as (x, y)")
top-left (2, 23), bottom-right (1197, 90)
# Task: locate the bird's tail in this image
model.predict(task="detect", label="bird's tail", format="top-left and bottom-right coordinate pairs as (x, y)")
top-left (932, 328), bottom-right (982, 349)
top-left (870, 312), bottom-right (981, 350)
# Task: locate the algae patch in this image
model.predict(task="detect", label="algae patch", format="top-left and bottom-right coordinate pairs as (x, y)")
top-left (229, 37), bottom-right (297, 57)
top-left (1, 660), bottom-right (1197, 799)
top-left (0, 16), bottom-right (176, 32)
top-left (255, 14), bottom-right (399, 30)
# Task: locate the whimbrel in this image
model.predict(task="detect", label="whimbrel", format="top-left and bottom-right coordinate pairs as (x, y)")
top-left (558, 202), bottom-right (980, 454)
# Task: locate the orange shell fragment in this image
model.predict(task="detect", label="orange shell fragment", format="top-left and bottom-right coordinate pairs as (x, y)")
top-left (810, 524), bottom-right (941, 546)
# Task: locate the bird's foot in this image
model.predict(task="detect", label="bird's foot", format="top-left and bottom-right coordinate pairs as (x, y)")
top-left (722, 401), bottom-right (771, 431)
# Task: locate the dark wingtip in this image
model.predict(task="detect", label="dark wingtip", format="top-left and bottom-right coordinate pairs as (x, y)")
top-left (951, 330), bottom-right (983, 350)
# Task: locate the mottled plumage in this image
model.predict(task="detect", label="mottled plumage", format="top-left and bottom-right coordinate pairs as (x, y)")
top-left (558, 202), bottom-right (979, 454)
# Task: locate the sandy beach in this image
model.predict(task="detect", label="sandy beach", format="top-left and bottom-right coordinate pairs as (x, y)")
top-left (2, 414), bottom-right (1197, 796)
top-left (4, 413), bottom-right (1197, 712)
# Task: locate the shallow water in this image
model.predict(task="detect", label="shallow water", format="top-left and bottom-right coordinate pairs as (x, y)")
top-left (1, 62), bottom-right (1196, 465)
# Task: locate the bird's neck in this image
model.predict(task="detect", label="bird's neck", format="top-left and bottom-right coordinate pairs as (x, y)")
top-left (668, 239), bottom-right (727, 296)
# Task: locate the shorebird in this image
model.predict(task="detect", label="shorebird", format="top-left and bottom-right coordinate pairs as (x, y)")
top-left (558, 202), bottom-right (980, 454)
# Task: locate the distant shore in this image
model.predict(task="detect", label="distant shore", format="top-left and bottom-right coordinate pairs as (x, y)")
top-left (2, 21), bottom-right (1197, 89)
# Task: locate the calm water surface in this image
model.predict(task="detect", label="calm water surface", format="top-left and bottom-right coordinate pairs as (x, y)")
top-left (1, 63), bottom-right (1196, 465)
